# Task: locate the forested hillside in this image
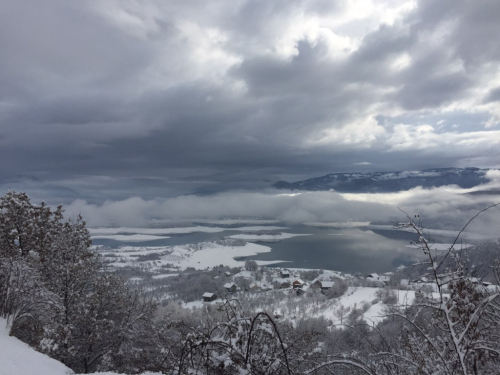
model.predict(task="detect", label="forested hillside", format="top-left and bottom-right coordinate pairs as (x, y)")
top-left (1, 192), bottom-right (500, 375)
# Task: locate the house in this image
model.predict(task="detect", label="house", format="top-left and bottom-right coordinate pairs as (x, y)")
top-left (319, 281), bottom-right (334, 291)
top-left (248, 283), bottom-right (260, 291)
top-left (311, 279), bottom-right (322, 288)
top-left (379, 275), bottom-right (391, 283)
top-left (367, 273), bottom-right (391, 284)
top-left (312, 279), bottom-right (334, 292)
top-left (202, 292), bottom-right (217, 302)
top-left (292, 279), bottom-right (305, 289)
top-left (274, 309), bottom-right (283, 319)
top-left (224, 282), bottom-right (237, 293)
top-left (280, 270), bottom-right (290, 278)
top-left (224, 271), bottom-right (231, 277)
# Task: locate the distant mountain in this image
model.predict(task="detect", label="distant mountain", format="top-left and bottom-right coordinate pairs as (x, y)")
top-left (274, 168), bottom-right (492, 193)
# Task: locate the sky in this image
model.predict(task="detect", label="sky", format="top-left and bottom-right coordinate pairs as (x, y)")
top-left (1, 0), bottom-right (500, 226)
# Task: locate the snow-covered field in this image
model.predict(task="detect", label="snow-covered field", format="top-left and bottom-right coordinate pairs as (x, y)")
top-left (152, 273), bottom-right (179, 279)
top-left (101, 241), bottom-right (288, 270)
top-left (92, 234), bottom-right (171, 241)
top-left (181, 284), bottom-right (419, 327)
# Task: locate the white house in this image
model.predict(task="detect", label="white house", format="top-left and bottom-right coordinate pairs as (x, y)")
top-left (367, 273), bottom-right (390, 284)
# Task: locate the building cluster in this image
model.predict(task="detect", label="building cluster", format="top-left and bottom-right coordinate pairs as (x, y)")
top-left (202, 267), bottom-right (344, 302)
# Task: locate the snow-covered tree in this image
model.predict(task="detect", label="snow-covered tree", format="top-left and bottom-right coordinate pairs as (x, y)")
top-left (0, 191), bottom-right (66, 335)
top-left (0, 191), bottom-right (159, 374)
top-left (379, 207), bottom-right (500, 374)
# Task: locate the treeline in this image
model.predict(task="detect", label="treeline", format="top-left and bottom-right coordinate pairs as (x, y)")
top-left (1, 191), bottom-right (500, 375)
top-left (0, 192), bottom-right (159, 373)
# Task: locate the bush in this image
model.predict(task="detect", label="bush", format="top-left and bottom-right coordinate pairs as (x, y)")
top-left (325, 279), bottom-right (349, 299)
top-left (245, 259), bottom-right (258, 271)
top-left (375, 288), bottom-right (397, 305)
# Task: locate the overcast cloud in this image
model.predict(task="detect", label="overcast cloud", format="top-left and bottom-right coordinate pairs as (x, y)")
top-left (1, 0), bottom-right (500, 209)
top-left (66, 180), bottom-right (500, 233)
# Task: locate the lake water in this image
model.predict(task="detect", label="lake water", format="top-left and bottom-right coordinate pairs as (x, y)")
top-left (92, 224), bottom-right (467, 274)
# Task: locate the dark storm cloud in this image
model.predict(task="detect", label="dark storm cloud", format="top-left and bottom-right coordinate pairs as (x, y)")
top-left (484, 88), bottom-right (500, 104)
top-left (1, 0), bottom-right (500, 204)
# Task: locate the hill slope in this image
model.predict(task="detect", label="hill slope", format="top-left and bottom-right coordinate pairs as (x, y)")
top-left (0, 319), bottom-right (160, 375)
top-left (274, 167), bottom-right (491, 193)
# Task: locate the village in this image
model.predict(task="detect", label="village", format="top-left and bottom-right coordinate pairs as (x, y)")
top-left (194, 263), bottom-right (500, 324)
top-left (200, 265), bottom-right (431, 302)
top-left (96, 238), bottom-right (500, 327)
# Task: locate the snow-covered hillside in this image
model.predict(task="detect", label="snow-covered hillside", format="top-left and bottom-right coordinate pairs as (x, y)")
top-left (0, 319), bottom-right (72, 375)
top-left (0, 318), bottom-right (159, 375)
top-left (274, 167), bottom-right (492, 192)
top-left (0, 319), bottom-right (162, 375)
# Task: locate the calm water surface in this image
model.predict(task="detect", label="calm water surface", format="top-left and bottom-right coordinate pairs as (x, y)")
top-left (92, 225), bottom-right (464, 274)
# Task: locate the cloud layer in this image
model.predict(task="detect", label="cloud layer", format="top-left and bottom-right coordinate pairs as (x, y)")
top-left (1, 0), bottom-right (500, 200)
top-left (66, 180), bottom-right (500, 236)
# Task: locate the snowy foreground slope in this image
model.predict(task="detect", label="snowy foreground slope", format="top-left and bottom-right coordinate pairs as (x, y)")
top-left (0, 319), bottom-right (160, 375)
top-left (0, 319), bottom-right (70, 375)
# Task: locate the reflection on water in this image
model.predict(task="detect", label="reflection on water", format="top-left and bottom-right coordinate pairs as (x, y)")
top-left (91, 224), bottom-right (467, 274)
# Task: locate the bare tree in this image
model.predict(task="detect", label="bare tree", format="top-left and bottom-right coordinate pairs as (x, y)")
top-left (379, 205), bottom-right (500, 375)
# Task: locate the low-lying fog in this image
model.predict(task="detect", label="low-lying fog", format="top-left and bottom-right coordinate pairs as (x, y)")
top-left (67, 171), bottom-right (500, 236)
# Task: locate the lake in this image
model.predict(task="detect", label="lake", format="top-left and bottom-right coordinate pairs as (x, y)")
top-left (91, 224), bottom-right (469, 274)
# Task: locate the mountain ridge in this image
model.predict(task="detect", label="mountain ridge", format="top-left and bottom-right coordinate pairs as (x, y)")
top-left (273, 167), bottom-right (492, 193)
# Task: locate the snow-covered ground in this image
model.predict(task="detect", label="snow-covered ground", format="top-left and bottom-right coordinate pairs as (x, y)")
top-left (325, 287), bottom-right (388, 324)
top-left (152, 273), bottom-right (179, 279)
top-left (0, 319), bottom-right (72, 375)
top-left (102, 242), bottom-right (289, 270)
top-left (180, 284), bottom-right (419, 327)
top-left (92, 234), bottom-right (170, 241)
top-left (164, 242), bottom-right (288, 269)
top-left (0, 318), bottom-right (161, 375)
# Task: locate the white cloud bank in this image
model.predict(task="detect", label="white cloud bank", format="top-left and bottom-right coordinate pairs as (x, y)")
top-left (66, 183), bottom-right (500, 236)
